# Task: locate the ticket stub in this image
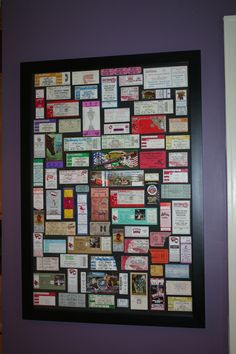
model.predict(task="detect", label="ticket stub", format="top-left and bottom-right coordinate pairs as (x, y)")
top-left (75, 185), bottom-right (90, 193)
top-left (168, 296), bottom-right (192, 312)
top-left (121, 256), bottom-right (148, 271)
top-left (125, 226), bottom-right (149, 238)
top-left (34, 134), bottom-right (45, 158)
top-left (46, 190), bottom-right (61, 220)
top-left (112, 208), bottom-right (157, 225)
top-left (143, 66), bottom-right (188, 89)
top-left (66, 153), bottom-right (89, 168)
top-left (112, 228), bottom-right (124, 252)
top-left (119, 273), bottom-right (128, 295)
top-left (132, 115), bottom-right (166, 134)
top-left (90, 222), bottom-right (110, 235)
top-left (163, 169), bottom-right (188, 183)
top-left (150, 278), bottom-right (165, 311)
top-left (46, 86), bottom-right (71, 100)
top-left (160, 203), bottom-right (171, 231)
top-left (60, 254), bottom-right (88, 268)
top-left (166, 135), bottom-right (190, 150)
top-left (44, 239), bottom-right (66, 253)
top-left (59, 293), bottom-right (86, 308)
top-left (33, 292), bottom-right (56, 306)
top-left (101, 76), bottom-right (118, 103)
top-left (47, 100), bottom-right (79, 118)
top-left (34, 119), bottom-right (56, 133)
top-left (124, 239), bottom-right (149, 253)
top-left (130, 272), bottom-right (148, 310)
top-left (90, 170), bottom-right (144, 188)
top-left (169, 117), bottom-right (188, 133)
top-left (88, 294), bottom-right (115, 309)
top-left (63, 189), bottom-right (74, 219)
top-left (181, 236), bottom-right (192, 263)
top-left (150, 249), bottom-right (169, 264)
top-left (33, 211), bottom-right (44, 233)
top-left (150, 232), bottom-right (171, 247)
top-left (59, 170), bottom-right (88, 184)
top-left (45, 221), bottom-right (76, 235)
top-left (59, 119), bottom-right (81, 133)
top-left (104, 108), bottom-right (130, 123)
top-left (72, 70), bottom-right (99, 85)
top-left (101, 67), bottom-right (142, 76)
top-left (172, 201), bottom-right (190, 234)
top-left (161, 184), bottom-right (191, 199)
top-left (90, 256), bottom-right (117, 271)
top-left (67, 268), bottom-right (78, 293)
top-left (117, 298), bottom-right (129, 308)
top-left (86, 272), bottom-right (118, 293)
top-left (165, 264), bottom-right (189, 278)
top-left (33, 273), bottom-right (65, 290)
top-left (36, 257), bottom-right (59, 271)
top-left (176, 89), bottom-right (187, 115)
top-left (33, 159), bottom-right (44, 187)
top-left (169, 236), bottom-right (180, 262)
top-left (35, 72), bottom-right (70, 87)
top-left (64, 137), bottom-right (101, 151)
top-left (91, 188), bottom-right (109, 221)
top-left (74, 85), bottom-right (98, 100)
top-left (92, 150), bottom-right (138, 170)
top-left (110, 189), bottom-right (145, 207)
top-left (35, 89), bottom-right (45, 119)
top-left (104, 123), bottom-right (130, 135)
top-left (150, 265), bottom-right (164, 277)
top-left (134, 100), bottom-right (173, 115)
top-left (119, 74), bottom-right (143, 86)
top-left (168, 152), bottom-right (188, 167)
top-left (140, 151), bottom-right (166, 169)
top-left (45, 133), bottom-right (63, 168)
top-left (166, 280), bottom-right (192, 296)
top-left (141, 135), bottom-right (165, 149)
top-left (156, 88), bottom-right (171, 99)
top-left (145, 173), bottom-right (159, 182)
top-left (68, 236), bottom-right (111, 254)
top-left (82, 101), bottom-right (100, 136)
top-left (33, 233), bottom-right (43, 257)
top-left (77, 194), bottom-right (88, 235)
top-left (33, 188), bottom-right (44, 210)
top-left (120, 86), bottom-right (139, 101)
top-left (145, 182), bottom-right (159, 205)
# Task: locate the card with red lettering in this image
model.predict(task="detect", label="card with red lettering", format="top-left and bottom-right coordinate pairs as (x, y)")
top-left (140, 151), bottom-right (166, 169)
top-left (132, 115), bottom-right (166, 134)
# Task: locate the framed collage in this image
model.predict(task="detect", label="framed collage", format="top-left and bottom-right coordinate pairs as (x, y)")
top-left (21, 50), bottom-right (205, 327)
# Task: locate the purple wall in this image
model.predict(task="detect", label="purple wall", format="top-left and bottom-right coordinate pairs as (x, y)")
top-left (2, 1), bottom-right (235, 353)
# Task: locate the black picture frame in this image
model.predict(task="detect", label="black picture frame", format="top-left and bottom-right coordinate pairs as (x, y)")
top-left (21, 50), bottom-right (205, 327)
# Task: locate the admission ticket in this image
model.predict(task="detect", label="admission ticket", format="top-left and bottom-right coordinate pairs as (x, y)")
top-left (44, 239), bottom-right (66, 253)
top-left (58, 119), bottom-right (81, 133)
top-left (64, 137), bottom-right (101, 151)
top-left (130, 272), bottom-right (148, 310)
top-left (140, 151), bottom-right (166, 169)
top-left (33, 292), bottom-right (56, 306)
top-left (91, 188), bottom-right (109, 221)
top-left (59, 170), bottom-right (88, 184)
top-left (74, 85), bottom-right (98, 100)
top-left (33, 233), bottom-right (43, 257)
top-left (125, 226), bottom-right (149, 238)
top-left (112, 208), bottom-right (157, 225)
top-left (165, 264), bottom-right (189, 279)
top-left (35, 72), bottom-right (70, 87)
top-left (36, 257), bottom-right (59, 271)
top-left (68, 236), bottom-right (112, 254)
top-left (47, 100), bottom-right (79, 118)
top-left (161, 184), bottom-right (191, 199)
top-left (67, 268), bottom-right (78, 293)
top-left (143, 66), bottom-right (188, 89)
top-left (168, 152), bottom-right (188, 167)
top-left (66, 153), bottom-right (89, 167)
top-left (34, 119), bottom-right (56, 133)
top-left (134, 100), bottom-right (173, 115)
top-left (120, 87), bottom-right (139, 101)
top-left (124, 239), bottom-right (149, 254)
top-left (90, 170), bottom-right (144, 187)
top-left (34, 273), bottom-right (66, 291)
top-left (168, 296), bottom-right (192, 312)
top-left (132, 115), bottom-right (166, 134)
top-left (121, 256), bottom-right (148, 271)
top-left (104, 108), bottom-right (130, 123)
top-left (163, 169), bottom-right (188, 183)
top-left (88, 294), bottom-right (115, 309)
top-left (172, 201), bottom-right (191, 234)
top-left (101, 66), bottom-right (142, 76)
top-left (166, 280), bottom-right (192, 296)
top-left (45, 221), bottom-right (76, 235)
top-left (101, 76), bottom-right (118, 103)
top-left (46, 190), bottom-right (61, 220)
top-left (77, 194), bottom-right (88, 235)
top-left (90, 256), bottom-right (117, 271)
top-left (119, 74), bottom-right (143, 86)
top-left (46, 86), bottom-right (71, 100)
top-left (166, 135), bottom-right (190, 150)
top-left (103, 123), bottom-right (130, 135)
top-left (169, 118), bottom-right (188, 133)
top-left (82, 101), bottom-right (100, 136)
top-left (72, 70), bottom-right (99, 85)
top-left (110, 189), bottom-right (145, 207)
top-left (141, 135), bottom-right (165, 149)
top-left (60, 254), bottom-right (88, 268)
top-left (59, 293), bottom-right (86, 308)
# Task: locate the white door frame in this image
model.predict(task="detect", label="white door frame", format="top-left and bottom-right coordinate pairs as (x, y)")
top-left (224, 15), bottom-right (236, 354)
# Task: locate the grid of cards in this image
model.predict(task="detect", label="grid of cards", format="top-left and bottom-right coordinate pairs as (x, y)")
top-left (32, 65), bottom-right (193, 313)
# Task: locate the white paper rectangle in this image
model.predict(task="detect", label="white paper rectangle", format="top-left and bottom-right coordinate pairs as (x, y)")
top-left (104, 108), bottom-right (130, 123)
top-left (119, 74), bottom-right (143, 86)
top-left (163, 169), bottom-right (188, 183)
top-left (166, 280), bottom-right (192, 296)
top-left (172, 201), bottom-right (191, 234)
top-left (46, 86), bottom-right (71, 100)
top-left (64, 137), bottom-right (101, 151)
top-left (102, 134), bottom-right (139, 149)
top-left (134, 100), bottom-right (173, 115)
top-left (90, 256), bottom-right (117, 271)
top-left (104, 123), bottom-right (130, 135)
top-left (72, 70), bottom-right (100, 85)
top-left (45, 169), bottom-right (57, 189)
top-left (34, 134), bottom-right (45, 158)
top-left (67, 268), bottom-right (78, 293)
top-left (36, 257), bottom-right (59, 271)
top-left (59, 170), bottom-right (88, 184)
top-left (119, 273), bottom-right (129, 295)
top-left (33, 233), bottom-right (43, 257)
top-left (60, 254), bottom-right (88, 268)
top-left (144, 66), bottom-right (188, 89)
top-left (125, 226), bottom-right (149, 238)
